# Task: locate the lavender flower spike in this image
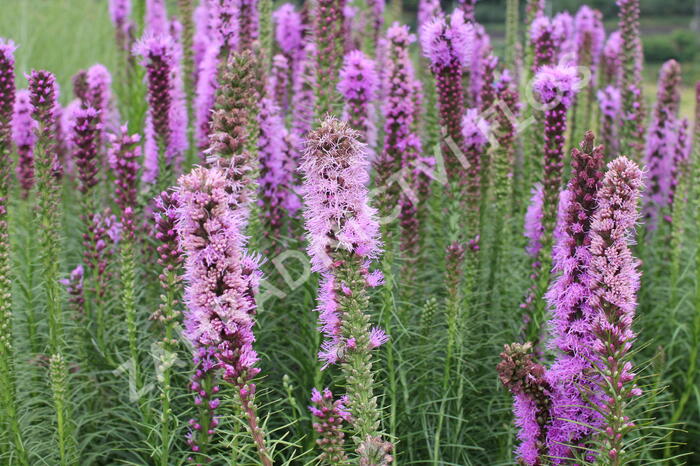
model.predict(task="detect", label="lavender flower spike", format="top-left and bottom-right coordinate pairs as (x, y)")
top-left (589, 157), bottom-right (644, 464)
top-left (309, 388), bottom-right (351, 464)
top-left (301, 117), bottom-right (389, 453)
top-left (337, 50), bottom-right (378, 143)
top-left (13, 89), bottom-right (37, 197)
top-left (109, 0), bottom-right (134, 52)
top-left (134, 34), bottom-right (186, 183)
top-left (545, 132), bottom-right (605, 463)
top-left (176, 164), bottom-right (272, 466)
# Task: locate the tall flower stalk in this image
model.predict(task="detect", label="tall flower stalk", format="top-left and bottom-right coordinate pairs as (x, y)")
top-left (134, 34), bottom-right (187, 188)
top-left (308, 388), bottom-right (351, 465)
top-left (300, 117), bottom-right (390, 461)
top-left (176, 164), bottom-right (272, 465)
top-left (588, 157), bottom-right (644, 465)
top-left (545, 131), bottom-right (605, 462)
top-left (618, 0), bottom-right (645, 160)
top-left (337, 50), bottom-right (378, 144)
top-left (0, 38), bottom-right (28, 466)
top-left (29, 69), bottom-right (76, 466)
top-left (525, 65), bottom-right (580, 345)
top-left (643, 59), bottom-right (681, 229)
top-left (13, 89), bottom-right (36, 198)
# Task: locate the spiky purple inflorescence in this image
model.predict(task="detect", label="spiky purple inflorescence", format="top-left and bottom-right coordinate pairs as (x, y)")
top-left (421, 10), bottom-right (472, 177)
top-left (134, 34), bottom-right (186, 183)
top-left (461, 107), bottom-right (489, 241)
top-left (72, 107), bottom-right (102, 195)
top-left (176, 163), bottom-right (271, 464)
top-left (417, 0), bottom-right (442, 32)
top-left (553, 12), bottom-right (575, 63)
top-left (338, 50), bottom-right (378, 143)
top-left (529, 15), bottom-right (556, 73)
top-left (84, 64), bottom-right (115, 145)
top-left (269, 54), bottom-right (290, 114)
top-left (533, 65), bottom-right (579, 223)
top-left (13, 90), bottom-right (36, 197)
top-left (597, 85), bottom-right (622, 155)
top-left (210, 0), bottom-right (239, 55)
top-left (470, 25), bottom-right (495, 109)
top-left (524, 184), bottom-right (544, 259)
top-left (274, 3), bottom-right (304, 64)
top-left (177, 165), bottom-right (262, 382)
top-left (301, 118), bottom-right (381, 273)
top-left (588, 157), bottom-right (644, 463)
top-left (574, 6), bottom-right (605, 74)
top-left (257, 98), bottom-right (291, 251)
top-left (0, 40), bottom-right (16, 152)
top-left (28, 70), bottom-right (62, 179)
top-left (309, 388), bottom-right (351, 464)
top-left (237, 0), bottom-right (260, 52)
top-left (61, 264), bottom-right (85, 318)
top-left (545, 132), bottom-right (605, 463)
top-left (643, 59), bottom-right (682, 227)
top-left (108, 125), bottom-right (141, 216)
top-left (109, 0), bottom-right (134, 52)
top-left (497, 342), bottom-right (552, 465)
top-left (618, 0), bottom-right (645, 159)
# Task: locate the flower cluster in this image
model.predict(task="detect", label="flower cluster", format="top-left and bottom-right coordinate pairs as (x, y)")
top-left (309, 388), bottom-right (351, 464)
top-left (337, 50), bottom-right (378, 142)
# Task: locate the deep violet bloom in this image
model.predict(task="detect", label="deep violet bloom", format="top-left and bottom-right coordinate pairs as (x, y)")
top-left (72, 107), bottom-right (102, 195)
top-left (211, 0), bottom-right (239, 53)
top-left (309, 388), bottom-right (351, 464)
top-left (108, 125), bottom-right (141, 215)
top-left (28, 70), bottom-right (62, 179)
top-left (85, 64), bottom-right (116, 138)
top-left (13, 90), bottom-right (37, 197)
top-left (529, 15), bottom-right (557, 73)
top-left (133, 34), bottom-right (187, 183)
top-left (545, 132), bottom-right (605, 463)
top-left (588, 157), bottom-right (644, 462)
top-left (337, 50), bottom-right (378, 143)
top-left (420, 10), bottom-right (473, 175)
top-left (377, 23), bottom-right (418, 219)
top-left (643, 59), bottom-right (682, 227)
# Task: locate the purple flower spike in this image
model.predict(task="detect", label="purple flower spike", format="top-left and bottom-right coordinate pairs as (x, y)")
top-left (0, 39), bottom-right (16, 136)
top-left (237, 0), bottom-right (260, 52)
top-left (109, 0), bottom-right (134, 52)
top-left (309, 387), bottom-right (350, 464)
top-left (108, 125), bottom-right (141, 217)
top-left (597, 85), bottom-right (622, 155)
top-left (420, 10), bottom-right (473, 70)
top-left (134, 34), bottom-right (186, 183)
top-left (273, 3), bottom-right (304, 62)
top-left (72, 107), bottom-right (102, 195)
top-left (194, 43), bottom-right (219, 153)
top-left (533, 65), bottom-right (580, 110)
top-left (602, 31), bottom-right (623, 87)
top-left (300, 118), bottom-right (381, 273)
top-left (545, 132), bottom-right (605, 463)
top-left (589, 156), bottom-right (644, 462)
top-left (530, 15), bottom-right (557, 73)
top-left (338, 50), bottom-right (378, 142)
top-left (417, 0), bottom-right (442, 32)
top-left (28, 70), bottom-right (62, 178)
top-left (13, 90), bottom-right (37, 197)
top-left (574, 6), bottom-right (605, 72)
top-left (176, 164), bottom-right (262, 382)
